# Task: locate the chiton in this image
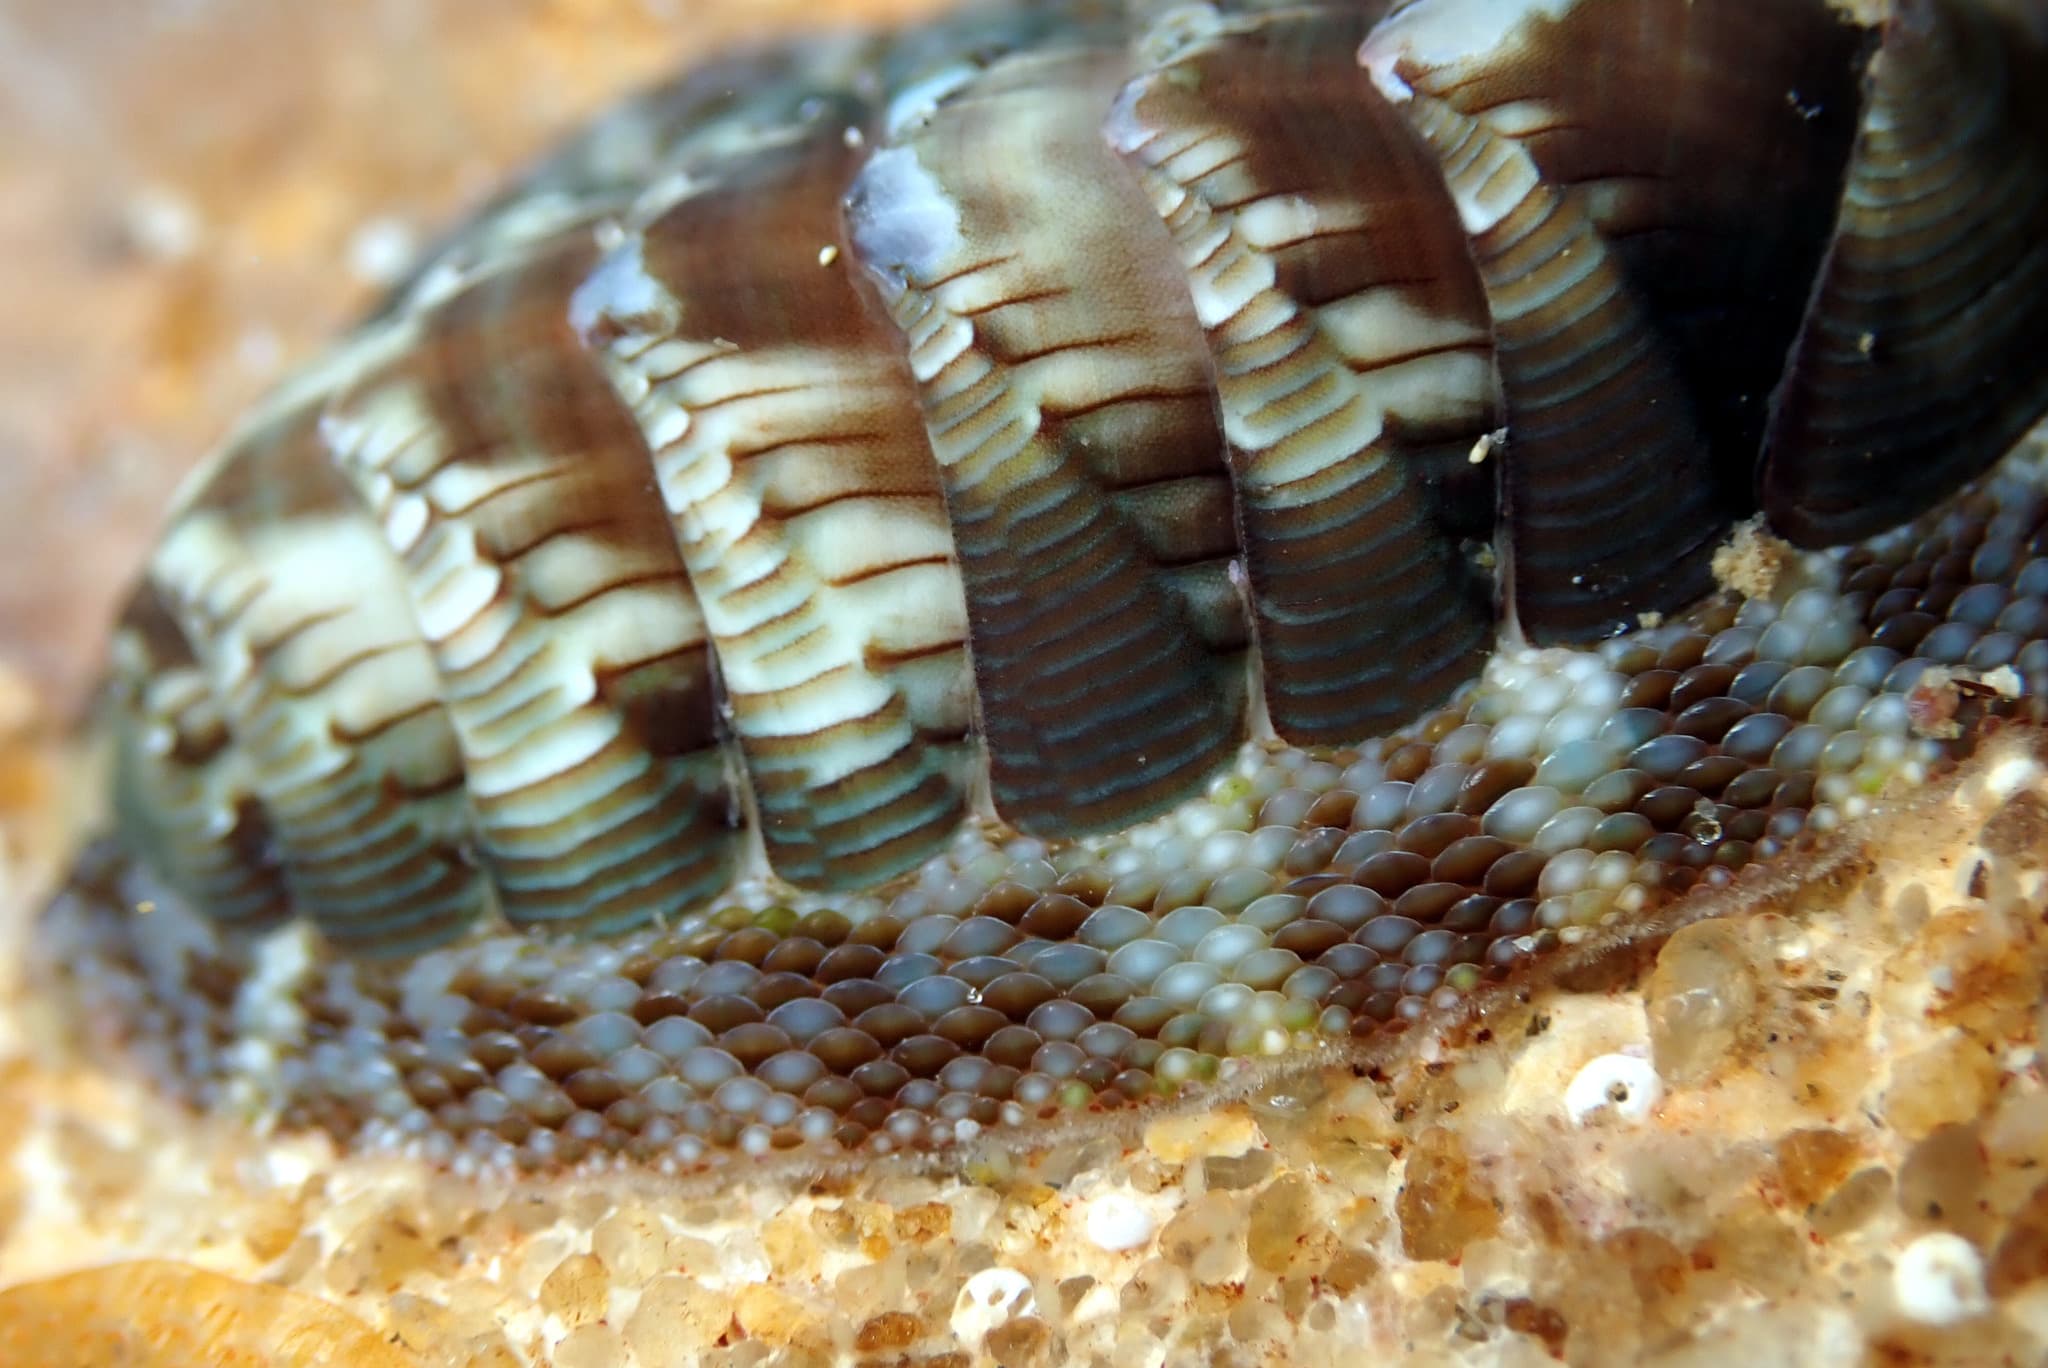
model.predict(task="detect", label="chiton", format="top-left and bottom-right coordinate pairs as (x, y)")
top-left (37, 0), bottom-right (2048, 1170)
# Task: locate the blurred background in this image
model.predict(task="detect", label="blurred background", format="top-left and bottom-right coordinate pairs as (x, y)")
top-left (0, 0), bottom-right (940, 721)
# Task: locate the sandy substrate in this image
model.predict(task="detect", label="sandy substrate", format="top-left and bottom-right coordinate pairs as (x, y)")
top-left (7, 709), bottom-right (2048, 1367)
top-left (5, 4), bottom-right (2048, 1366)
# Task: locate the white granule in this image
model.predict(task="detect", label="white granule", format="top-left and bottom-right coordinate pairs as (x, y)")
top-left (1892, 1232), bottom-right (1989, 1326)
top-left (1082, 1189), bottom-right (1161, 1252)
top-left (1563, 1051), bottom-right (1664, 1125)
top-left (951, 1267), bottom-right (1036, 1348)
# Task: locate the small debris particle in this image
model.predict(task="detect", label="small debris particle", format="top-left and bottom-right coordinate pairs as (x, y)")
top-left (1710, 516), bottom-right (1790, 601)
top-left (1982, 664), bottom-right (2023, 698)
top-left (1686, 798), bottom-right (1723, 844)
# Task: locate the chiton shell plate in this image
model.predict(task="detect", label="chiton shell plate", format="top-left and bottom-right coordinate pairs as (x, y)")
top-left (37, 0), bottom-right (2048, 1170)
